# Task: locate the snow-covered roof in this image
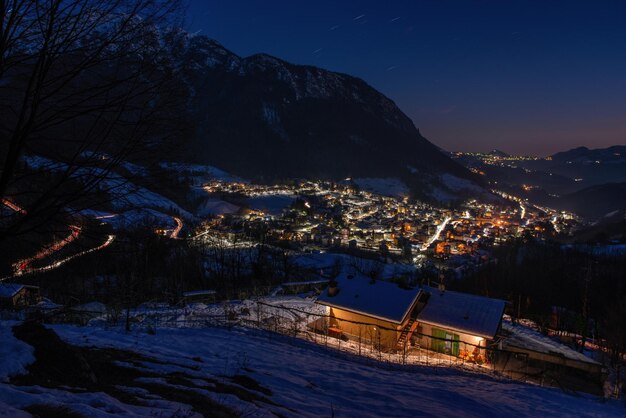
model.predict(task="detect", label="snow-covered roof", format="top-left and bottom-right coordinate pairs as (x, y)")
top-left (416, 286), bottom-right (506, 339)
top-left (0, 284), bottom-right (24, 298)
top-left (316, 274), bottom-right (422, 324)
top-left (502, 319), bottom-right (600, 365)
top-left (282, 279), bottom-right (329, 287)
top-left (71, 301), bottom-right (107, 313)
top-left (33, 298), bottom-right (63, 310)
top-left (183, 290), bottom-right (217, 297)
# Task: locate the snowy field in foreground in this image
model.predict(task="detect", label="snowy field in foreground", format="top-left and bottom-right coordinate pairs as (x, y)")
top-left (0, 320), bottom-right (623, 417)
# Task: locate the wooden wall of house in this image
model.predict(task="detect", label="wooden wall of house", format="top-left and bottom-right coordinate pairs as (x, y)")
top-left (329, 307), bottom-right (402, 351)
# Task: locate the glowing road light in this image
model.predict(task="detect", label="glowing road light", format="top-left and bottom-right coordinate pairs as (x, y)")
top-left (13, 225), bottom-right (82, 275)
top-left (94, 213), bottom-right (118, 219)
top-left (3, 235), bottom-right (115, 282)
top-left (420, 217), bottom-right (451, 252)
top-left (170, 216), bottom-right (183, 239)
top-left (1, 198), bottom-right (26, 214)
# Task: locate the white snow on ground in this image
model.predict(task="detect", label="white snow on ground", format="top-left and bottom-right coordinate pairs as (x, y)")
top-left (96, 175), bottom-right (194, 220)
top-left (22, 154), bottom-right (67, 171)
top-left (80, 208), bottom-right (177, 230)
top-left (27, 323), bottom-right (622, 418)
top-left (109, 209), bottom-right (176, 230)
top-left (197, 198), bottom-right (240, 216)
top-left (0, 321), bottom-right (202, 417)
top-left (0, 380), bottom-right (199, 418)
top-left (428, 175), bottom-right (496, 203)
top-left (291, 252), bottom-right (345, 269)
top-left (120, 161), bottom-right (149, 177)
top-left (502, 319), bottom-right (600, 365)
top-left (0, 403), bottom-right (30, 418)
top-left (428, 186), bottom-right (456, 203)
top-left (440, 174), bottom-right (484, 193)
top-left (78, 209), bottom-right (117, 219)
top-left (0, 322), bottom-right (34, 382)
top-left (353, 177), bottom-right (409, 197)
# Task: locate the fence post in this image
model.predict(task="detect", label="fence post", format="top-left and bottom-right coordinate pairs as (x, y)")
top-left (459, 341), bottom-right (467, 368)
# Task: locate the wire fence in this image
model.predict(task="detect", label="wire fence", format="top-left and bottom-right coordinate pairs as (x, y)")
top-left (244, 301), bottom-right (606, 395)
top-left (247, 300), bottom-right (530, 377)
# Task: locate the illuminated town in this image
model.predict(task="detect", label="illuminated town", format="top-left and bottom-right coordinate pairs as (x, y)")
top-left (194, 179), bottom-right (579, 275)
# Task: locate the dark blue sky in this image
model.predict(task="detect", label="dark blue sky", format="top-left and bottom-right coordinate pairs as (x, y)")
top-left (185, 0), bottom-right (626, 156)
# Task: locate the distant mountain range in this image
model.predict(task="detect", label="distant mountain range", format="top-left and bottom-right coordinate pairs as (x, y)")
top-left (167, 34), bottom-right (482, 201)
top-left (557, 182), bottom-right (626, 219)
top-left (552, 145), bottom-right (626, 164)
top-left (453, 145), bottom-right (626, 219)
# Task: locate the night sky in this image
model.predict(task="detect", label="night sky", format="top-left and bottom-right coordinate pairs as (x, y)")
top-left (185, 0), bottom-right (626, 156)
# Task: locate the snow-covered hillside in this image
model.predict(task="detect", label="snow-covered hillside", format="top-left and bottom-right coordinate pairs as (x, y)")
top-left (1, 320), bottom-right (622, 417)
top-left (23, 155), bottom-right (195, 220)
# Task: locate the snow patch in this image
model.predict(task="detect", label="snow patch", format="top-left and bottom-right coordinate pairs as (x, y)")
top-left (30, 323), bottom-right (623, 417)
top-left (24, 155), bottom-right (194, 220)
top-left (440, 174), bottom-right (483, 193)
top-left (0, 322), bottom-right (34, 382)
top-left (197, 199), bottom-right (240, 216)
top-left (353, 178), bottom-right (409, 197)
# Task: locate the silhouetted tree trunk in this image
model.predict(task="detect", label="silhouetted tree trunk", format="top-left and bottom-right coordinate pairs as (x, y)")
top-left (0, 0), bottom-right (184, 247)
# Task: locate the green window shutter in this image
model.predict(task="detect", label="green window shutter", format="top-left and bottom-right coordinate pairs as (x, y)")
top-left (432, 328), bottom-right (461, 356)
top-left (431, 328), bottom-right (446, 353)
top-left (452, 333), bottom-right (460, 356)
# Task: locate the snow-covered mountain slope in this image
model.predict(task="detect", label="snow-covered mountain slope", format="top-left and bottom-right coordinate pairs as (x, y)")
top-left (1, 321), bottom-right (621, 417)
top-left (23, 155), bottom-right (195, 220)
top-left (353, 177), bottom-right (410, 198)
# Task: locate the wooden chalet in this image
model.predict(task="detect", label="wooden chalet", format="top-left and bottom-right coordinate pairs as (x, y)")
top-left (314, 276), bottom-right (506, 355)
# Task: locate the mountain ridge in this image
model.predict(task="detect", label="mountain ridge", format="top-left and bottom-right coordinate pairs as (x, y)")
top-left (166, 33), bottom-right (481, 201)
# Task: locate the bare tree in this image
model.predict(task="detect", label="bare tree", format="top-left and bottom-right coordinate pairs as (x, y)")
top-left (0, 0), bottom-right (185, 248)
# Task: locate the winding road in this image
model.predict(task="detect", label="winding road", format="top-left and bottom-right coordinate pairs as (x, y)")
top-left (1, 198), bottom-right (116, 281)
top-left (12, 225), bottom-right (82, 275)
top-left (420, 216), bottom-right (452, 252)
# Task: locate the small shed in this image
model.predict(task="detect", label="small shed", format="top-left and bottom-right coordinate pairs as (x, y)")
top-left (0, 283), bottom-right (40, 309)
top-left (501, 320), bottom-right (603, 393)
top-left (182, 290), bottom-right (217, 304)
